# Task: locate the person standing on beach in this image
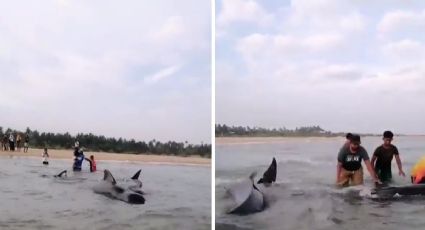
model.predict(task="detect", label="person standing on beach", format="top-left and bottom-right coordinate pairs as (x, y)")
top-left (371, 131), bottom-right (405, 183)
top-left (8, 133), bottom-right (15, 151)
top-left (2, 134), bottom-right (8, 151)
top-left (337, 134), bottom-right (381, 186)
top-left (42, 148), bottom-right (49, 165)
top-left (16, 133), bottom-right (22, 151)
top-left (0, 135), bottom-right (4, 151)
top-left (24, 134), bottom-right (29, 152)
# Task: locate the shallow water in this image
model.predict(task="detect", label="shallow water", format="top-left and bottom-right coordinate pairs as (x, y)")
top-left (0, 156), bottom-right (211, 230)
top-left (216, 136), bottom-right (425, 230)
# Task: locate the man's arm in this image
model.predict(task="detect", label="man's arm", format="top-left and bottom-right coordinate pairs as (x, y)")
top-left (336, 148), bottom-right (345, 183)
top-left (395, 154), bottom-right (406, 176)
top-left (337, 162), bottom-right (342, 182)
top-left (364, 159), bottom-right (380, 183)
top-left (371, 155), bottom-right (377, 169)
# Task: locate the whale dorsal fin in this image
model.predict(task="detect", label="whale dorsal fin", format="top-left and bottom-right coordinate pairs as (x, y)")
top-left (257, 157), bottom-right (277, 184)
top-left (103, 169), bottom-right (117, 185)
top-left (55, 170), bottom-right (67, 178)
top-left (131, 169), bottom-right (141, 180)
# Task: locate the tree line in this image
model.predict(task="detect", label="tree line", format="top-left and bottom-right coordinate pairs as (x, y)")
top-left (215, 124), bottom-right (342, 137)
top-left (0, 126), bottom-right (211, 158)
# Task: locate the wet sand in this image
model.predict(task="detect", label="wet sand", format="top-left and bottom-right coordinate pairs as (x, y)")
top-left (0, 148), bottom-right (210, 166)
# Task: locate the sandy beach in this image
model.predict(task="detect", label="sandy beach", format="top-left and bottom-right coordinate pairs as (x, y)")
top-left (0, 148), bottom-right (210, 166)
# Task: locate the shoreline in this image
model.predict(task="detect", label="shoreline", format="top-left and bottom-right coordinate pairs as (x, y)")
top-left (216, 136), bottom-right (425, 145)
top-left (0, 148), bottom-right (210, 166)
top-left (216, 136), bottom-right (343, 145)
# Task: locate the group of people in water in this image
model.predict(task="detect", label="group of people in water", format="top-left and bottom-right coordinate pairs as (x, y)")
top-left (4, 137), bottom-right (97, 172)
top-left (72, 141), bottom-right (96, 172)
top-left (337, 131), bottom-right (425, 187)
top-left (1, 132), bottom-right (29, 152)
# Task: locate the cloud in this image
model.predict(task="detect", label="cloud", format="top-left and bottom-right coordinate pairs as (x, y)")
top-left (144, 64), bottom-right (183, 84)
top-left (0, 0), bottom-right (211, 143)
top-left (287, 0), bottom-right (366, 33)
top-left (339, 12), bottom-right (366, 32)
top-left (303, 33), bottom-right (344, 51)
top-left (153, 16), bottom-right (186, 42)
top-left (381, 39), bottom-right (425, 61)
top-left (378, 10), bottom-right (425, 35)
top-left (313, 64), bottom-right (363, 81)
top-left (236, 33), bottom-right (345, 56)
top-left (217, 0), bottom-right (425, 134)
top-left (217, 0), bottom-right (273, 27)
top-left (235, 32), bottom-right (345, 71)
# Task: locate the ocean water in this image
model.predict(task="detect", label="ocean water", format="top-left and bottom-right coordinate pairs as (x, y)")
top-left (0, 156), bottom-right (211, 230)
top-left (216, 136), bottom-right (425, 230)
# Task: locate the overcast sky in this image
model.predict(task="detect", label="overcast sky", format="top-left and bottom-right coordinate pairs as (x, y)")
top-left (216, 0), bottom-right (425, 135)
top-left (0, 0), bottom-right (211, 143)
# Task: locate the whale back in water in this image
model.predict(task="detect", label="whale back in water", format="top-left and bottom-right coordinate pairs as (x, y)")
top-left (94, 169), bottom-right (145, 204)
top-left (372, 184), bottom-right (425, 198)
top-left (55, 170), bottom-right (68, 178)
top-left (257, 157), bottom-right (277, 185)
top-left (227, 172), bottom-right (265, 215)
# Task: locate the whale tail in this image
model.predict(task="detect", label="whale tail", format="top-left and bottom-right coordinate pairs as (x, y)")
top-left (103, 169), bottom-right (117, 185)
top-left (131, 169), bottom-right (142, 180)
top-left (257, 157), bottom-right (277, 184)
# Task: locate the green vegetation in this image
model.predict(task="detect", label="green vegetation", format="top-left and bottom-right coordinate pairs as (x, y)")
top-left (0, 126), bottom-right (211, 158)
top-left (215, 124), bottom-right (343, 137)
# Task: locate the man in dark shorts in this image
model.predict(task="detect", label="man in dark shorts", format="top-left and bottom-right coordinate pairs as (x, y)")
top-left (24, 134), bottom-right (29, 153)
top-left (337, 134), bottom-right (381, 186)
top-left (371, 131), bottom-right (405, 183)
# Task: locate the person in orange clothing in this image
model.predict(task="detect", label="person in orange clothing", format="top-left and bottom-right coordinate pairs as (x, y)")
top-left (85, 155), bottom-right (97, 172)
top-left (411, 157), bottom-right (425, 184)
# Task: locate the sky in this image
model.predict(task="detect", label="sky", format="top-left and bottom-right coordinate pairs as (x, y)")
top-left (0, 0), bottom-right (211, 144)
top-left (216, 0), bottom-right (425, 135)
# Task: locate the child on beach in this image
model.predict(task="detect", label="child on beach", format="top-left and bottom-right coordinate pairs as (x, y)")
top-left (42, 148), bottom-right (49, 165)
top-left (85, 155), bottom-right (97, 172)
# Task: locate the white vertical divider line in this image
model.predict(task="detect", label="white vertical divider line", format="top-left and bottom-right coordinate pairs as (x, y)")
top-left (211, 0), bottom-right (216, 229)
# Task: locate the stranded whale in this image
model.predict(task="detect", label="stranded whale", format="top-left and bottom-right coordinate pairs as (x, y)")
top-left (93, 169), bottom-right (146, 204)
top-left (227, 157), bottom-right (277, 214)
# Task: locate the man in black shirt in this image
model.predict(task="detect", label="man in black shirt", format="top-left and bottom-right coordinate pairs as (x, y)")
top-left (371, 131), bottom-right (405, 183)
top-left (337, 134), bottom-right (381, 186)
